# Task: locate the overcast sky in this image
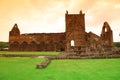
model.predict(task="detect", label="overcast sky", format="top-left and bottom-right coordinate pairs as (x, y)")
top-left (0, 0), bottom-right (120, 42)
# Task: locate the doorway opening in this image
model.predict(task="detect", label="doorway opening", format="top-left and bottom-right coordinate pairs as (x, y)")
top-left (71, 40), bottom-right (75, 47)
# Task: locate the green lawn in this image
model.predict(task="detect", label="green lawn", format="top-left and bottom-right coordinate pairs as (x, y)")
top-left (0, 58), bottom-right (120, 80)
top-left (0, 51), bottom-right (60, 55)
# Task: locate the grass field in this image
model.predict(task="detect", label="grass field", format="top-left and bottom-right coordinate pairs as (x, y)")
top-left (0, 51), bottom-right (60, 55)
top-left (0, 57), bottom-right (120, 80)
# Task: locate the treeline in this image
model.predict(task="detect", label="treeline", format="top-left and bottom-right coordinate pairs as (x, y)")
top-left (0, 42), bottom-right (120, 49)
top-left (0, 42), bottom-right (9, 49)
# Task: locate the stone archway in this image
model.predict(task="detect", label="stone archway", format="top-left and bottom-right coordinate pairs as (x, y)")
top-left (101, 22), bottom-right (111, 33)
top-left (101, 22), bottom-right (113, 47)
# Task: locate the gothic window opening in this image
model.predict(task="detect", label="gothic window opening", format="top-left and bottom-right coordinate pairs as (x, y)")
top-left (105, 27), bottom-right (107, 32)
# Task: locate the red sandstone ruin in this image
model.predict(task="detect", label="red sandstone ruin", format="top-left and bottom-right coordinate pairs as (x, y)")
top-left (9, 11), bottom-right (113, 53)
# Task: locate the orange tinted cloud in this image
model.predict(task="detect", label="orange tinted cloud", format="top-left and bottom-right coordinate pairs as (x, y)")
top-left (0, 0), bottom-right (120, 42)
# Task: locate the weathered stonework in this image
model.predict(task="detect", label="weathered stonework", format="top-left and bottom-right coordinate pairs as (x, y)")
top-left (9, 11), bottom-right (113, 53)
top-left (65, 11), bottom-right (86, 52)
top-left (9, 29), bottom-right (65, 51)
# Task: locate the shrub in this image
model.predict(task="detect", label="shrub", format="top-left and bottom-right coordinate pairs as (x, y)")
top-left (114, 42), bottom-right (120, 47)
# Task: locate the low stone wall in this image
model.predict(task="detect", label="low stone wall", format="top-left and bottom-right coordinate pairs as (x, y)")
top-left (47, 51), bottom-right (120, 60)
top-left (36, 59), bottom-right (51, 69)
top-left (36, 51), bottom-right (120, 69)
top-left (0, 54), bottom-right (56, 57)
top-left (1, 51), bottom-right (120, 69)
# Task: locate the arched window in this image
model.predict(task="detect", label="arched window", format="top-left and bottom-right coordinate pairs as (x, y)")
top-left (71, 40), bottom-right (75, 46)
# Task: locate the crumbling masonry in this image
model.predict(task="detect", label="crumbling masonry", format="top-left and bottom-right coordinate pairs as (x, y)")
top-left (9, 11), bottom-right (113, 53)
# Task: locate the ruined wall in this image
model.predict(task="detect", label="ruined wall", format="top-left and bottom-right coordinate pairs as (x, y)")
top-left (101, 22), bottom-right (113, 46)
top-left (9, 33), bottom-right (66, 51)
top-left (9, 24), bottom-right (66, 51)
top-left (100, 22), bottom-right (113, 51)
top-left (86, 32), bottom-right (102, 53)
top-left (86, 22), bottom-right (113, 53)
top-left (9, 11), bottom-right (113, 53)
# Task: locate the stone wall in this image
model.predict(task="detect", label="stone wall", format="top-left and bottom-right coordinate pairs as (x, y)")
top-left (9, 25), bottom-right (66, 51)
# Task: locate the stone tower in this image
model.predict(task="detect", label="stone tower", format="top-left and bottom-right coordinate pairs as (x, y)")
top-left (65, 10), bottom-right (86, 52)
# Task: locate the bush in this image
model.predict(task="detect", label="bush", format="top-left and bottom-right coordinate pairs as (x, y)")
top-left (114, 42), bottom-right (120, 47)
top-left (0, 42), bottom-right (8, 49)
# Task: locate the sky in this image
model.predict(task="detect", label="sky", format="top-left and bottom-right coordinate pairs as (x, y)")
top-left (0, 0), bottom-right (120, 42)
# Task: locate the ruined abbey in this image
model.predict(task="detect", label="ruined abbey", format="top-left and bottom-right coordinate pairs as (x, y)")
top-left (9, 11), bottom-right (113, 53)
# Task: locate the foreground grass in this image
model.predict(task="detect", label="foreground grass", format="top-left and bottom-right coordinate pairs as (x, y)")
top-left (0, 51), bottom-right (60, 55)
top-left (0, 57), bottom-right (45, 80)
top-left (0, 58), bottom-right (120, 80)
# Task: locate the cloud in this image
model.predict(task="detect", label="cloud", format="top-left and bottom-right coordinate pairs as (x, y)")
top-left (65, 0), bottom-right (120, 41)
top-left (68, 0), bottom-right (97, 12)
top-left (0, 0), bottom-right (120, 42)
